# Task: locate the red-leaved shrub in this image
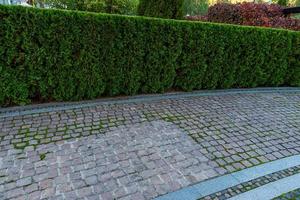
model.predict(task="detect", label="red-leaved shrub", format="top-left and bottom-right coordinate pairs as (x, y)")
top-left (185, 3), bottom-right (300, 31)
top-left (239, 3), bottom-right (283, 19)
top-left (238, 3), bottom-right (284, 26)
top-left (271, 16), bottom-right (300, 31)
top-left (207, 3), bottom-right (242, 24)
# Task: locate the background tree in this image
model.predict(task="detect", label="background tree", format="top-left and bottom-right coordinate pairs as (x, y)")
top-left (42, 0), bottom-right (138, 15)
top-left (183, 0), bottom-right (208, 15)
top-left (277, 0), bottom-right (288, 6)
top-left (138, 0), bottom-right (184, 19)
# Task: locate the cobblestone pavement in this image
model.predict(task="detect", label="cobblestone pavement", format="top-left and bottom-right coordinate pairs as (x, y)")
top-left (1, 121), bottom-right (216, 200)
top-left (0, 89), bottom-right (300, 199)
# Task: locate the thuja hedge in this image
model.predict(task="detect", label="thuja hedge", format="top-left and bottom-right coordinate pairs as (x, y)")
top-left (0, 5), bottom-right (299, 106)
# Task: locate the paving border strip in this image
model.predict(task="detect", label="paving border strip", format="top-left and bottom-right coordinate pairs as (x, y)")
top-left (0, 87), bottom-right (300, 118)
top-left (199, 165), bottom-right (300, 199)
top-left (273, 188), bottom-right (300, 199)
top-left (155, 155), bottom-right (300, 200)
top-left (228, 173), bottom-right (300, 200)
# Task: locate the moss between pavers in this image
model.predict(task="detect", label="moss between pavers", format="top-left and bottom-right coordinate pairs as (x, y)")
top-left (12, 121), bottom-right (106, 150)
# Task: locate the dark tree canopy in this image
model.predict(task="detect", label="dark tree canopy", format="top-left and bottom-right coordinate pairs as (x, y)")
top-left (138, 0), bottom-right (184, 19)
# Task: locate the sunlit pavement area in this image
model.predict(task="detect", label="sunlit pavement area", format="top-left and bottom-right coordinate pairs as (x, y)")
top-left (0, 88), bottom-right (300, 200)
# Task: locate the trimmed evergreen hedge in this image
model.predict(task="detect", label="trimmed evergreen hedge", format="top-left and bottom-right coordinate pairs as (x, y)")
top-left (0, 5), bottom-right (299, 106)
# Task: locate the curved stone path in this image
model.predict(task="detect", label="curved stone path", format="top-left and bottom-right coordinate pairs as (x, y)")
top-left (0, 88), bottom-right (300, 200)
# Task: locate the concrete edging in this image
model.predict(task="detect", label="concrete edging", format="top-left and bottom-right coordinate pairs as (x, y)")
top-left (1, 87), bottom-right (300, 118)
top-left (155, 155), bottom-right (300, 200)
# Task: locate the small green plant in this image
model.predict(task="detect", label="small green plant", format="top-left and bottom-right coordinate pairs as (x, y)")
top-left (162, 115), bottom-right (177, 122)
top-left (39, 153), bottom-right (47, 160)
top-left (99, 121), bottom-right (104, 129)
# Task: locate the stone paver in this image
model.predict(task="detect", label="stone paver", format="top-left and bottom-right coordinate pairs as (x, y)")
top-left (0, 90), bottom-right (300, 199)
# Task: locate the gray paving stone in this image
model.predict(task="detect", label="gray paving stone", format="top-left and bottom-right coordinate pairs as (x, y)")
top-left (5, 188), bottom-right (25, 199)
top-left (41, 188), bottom-right (55, 199)
top-left (28, 191), bottom-right (41, 200)
top-left (77, 186), bottom-right (93, 198)
top-left (85, 175), bottom-right (98, 185)
top-left (16, 177), bottom-right (32, 187)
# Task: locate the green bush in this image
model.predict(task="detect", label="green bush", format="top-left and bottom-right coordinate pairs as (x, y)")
top-left (109, 0), bottom-right (139, 15)
top-left (277, 0), bottom-right (287, 6)
top-left (44, 0), bottom-right (139, 15)
top-left (0, 5), bottom-right (299, 106)
top-left (286, 32), bottom-right (300, 86)
top-left (138, 0), bottom-right (184, 19)
top-left (43, 0), bottom-right (105, 12)
top-left (183, 0), bottom-right (209, 15)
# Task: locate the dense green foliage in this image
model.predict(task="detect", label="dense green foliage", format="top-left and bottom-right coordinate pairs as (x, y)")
top-left (277, 0), bottom-right (288, 6)
top-left (287, 33), bottom-right (300, 86)
top-left (0, 5), bottom-right (299, 106)
top-left (138, 0), bottom-right (184, 19)
top-left (183, 0), bottom-right (209, 15)
top-left (43, 0), bottom-right (139, 15)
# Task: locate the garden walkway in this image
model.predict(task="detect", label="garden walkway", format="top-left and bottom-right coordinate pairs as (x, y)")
top-left (0, 88), bottom-right (300, 200)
